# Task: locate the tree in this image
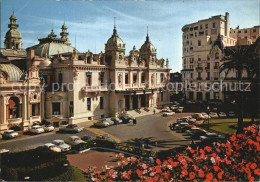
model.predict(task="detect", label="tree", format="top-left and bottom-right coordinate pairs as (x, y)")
top-left (220, 45), bottom-right (252, 134)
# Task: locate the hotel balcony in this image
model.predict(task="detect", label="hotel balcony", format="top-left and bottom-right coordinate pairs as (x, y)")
top-left (81, 85), bottom-right (108, 95)
top-left (196, 67), bottom-right (203, 71)
top-left (181, 68), bottom-right (194, 72)
top-left (8, 118), bottom-right (22, 124)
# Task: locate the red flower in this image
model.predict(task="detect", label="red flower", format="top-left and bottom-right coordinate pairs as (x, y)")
top-left (171, 162), bottom-right (179, 167)
top-left (254, 168), bottom-right (260, 175)
top-left (250, 163), bottom-right (257, 170)
top-left (249, 176), bottom-right (255, 182)
top-left (206, 173), bottom-right (213, 180)
top-left (181, 169), bottom-right (188, 177)
top-left (199, 149), bottom-right (205, 154)
top-left (213, 178), bottom-right (218, 182)
top-left (156, 159), bottom-right (161, 165)
top-left (230, 134), bottom-right (236, 141)
top-left (245, 167), bottom-right (251, 174)
top-left (146, 177), bottom-right (154, 182)
top-left (188, 172), bottom-right (196, 180)
top-left (218, 171), bottom-right (224, 180)
top-left (204, 146), bottom-right (212, 152)
top-left (198, 170), bottom-right (205, 178)
top-left (213, 165), bottom-right (220, 172)
top-left (136, 169), bottom-right (143, 177)
top-left (155, 166), bottom-right (162, 173)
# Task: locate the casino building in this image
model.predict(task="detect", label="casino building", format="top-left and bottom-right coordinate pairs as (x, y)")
top-left (0, 12), bottom-right (171, 131)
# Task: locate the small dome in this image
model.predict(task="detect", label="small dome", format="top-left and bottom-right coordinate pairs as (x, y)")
top-left (105, 26), bottom-right (125, 50)
top-left (140, 41), bottom-right (156, 54)
top-left (5, 29), bottom-right (22, 38)
top-left (211, 34), bottom-right (225, 53)
top-left (39, 58), bottom-right (52, 67)
top-left (10, 13), bottom-right (17, 20)
top-left (0, 63), bottom-right (23, 81)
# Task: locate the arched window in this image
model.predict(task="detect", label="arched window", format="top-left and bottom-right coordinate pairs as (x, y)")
top-left (215, 52), bottom-right (219, 59)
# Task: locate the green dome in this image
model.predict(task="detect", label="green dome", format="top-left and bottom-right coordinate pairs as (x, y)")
top-left (33, 42), bottom-right (77, 57)
top-left (0, 63), bottom-right (23, 82)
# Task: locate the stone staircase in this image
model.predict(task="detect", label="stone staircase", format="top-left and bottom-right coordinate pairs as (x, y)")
top-left (126, 107), bottom-right (160, 118)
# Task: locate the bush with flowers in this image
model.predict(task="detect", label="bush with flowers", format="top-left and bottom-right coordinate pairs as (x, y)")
top-left (95, 124), bottom-right (260, 181)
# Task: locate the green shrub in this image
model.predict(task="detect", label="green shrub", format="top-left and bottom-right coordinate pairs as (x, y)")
top-left (1, 147), bottom-right (70, 181)
top-left (1, 168), bottom-right (18, 181)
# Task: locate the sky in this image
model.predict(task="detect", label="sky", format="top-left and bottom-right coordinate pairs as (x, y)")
top-left (0, 0), bottom-right (259, 72)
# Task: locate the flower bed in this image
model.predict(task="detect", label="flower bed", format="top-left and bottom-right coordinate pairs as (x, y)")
top-left (95, 124), bottom-right (260, 181)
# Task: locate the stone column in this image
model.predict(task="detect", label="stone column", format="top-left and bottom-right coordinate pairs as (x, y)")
top-left (3, 95), bottom-right (7, 124)
top-left (129, 95), bottom-right (133, 110)
top-left (22, 93), bottom-right (27, 122)
top-left (41, 91), bottom-right (45, 119)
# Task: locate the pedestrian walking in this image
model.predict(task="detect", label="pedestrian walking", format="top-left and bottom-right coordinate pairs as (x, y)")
top-left (133, 118), bottom-right (136, 125)
top-left (153, 109), bottom-right (156, 114)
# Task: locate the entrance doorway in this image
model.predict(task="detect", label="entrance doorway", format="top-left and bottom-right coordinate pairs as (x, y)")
top-left (141, 94), bottom-right (146, 107)
top-left (125, 95), bottom-right (130, 111)
top-left (133, 95), bottom-right (138, 109)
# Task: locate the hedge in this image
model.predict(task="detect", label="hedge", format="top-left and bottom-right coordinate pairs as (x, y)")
top-left (1, 147), bottom-right (71, 181)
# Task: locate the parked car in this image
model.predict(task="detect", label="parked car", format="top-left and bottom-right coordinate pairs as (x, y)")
top-left (191, 113), bottom-right (205, 120)
top-left (102, 118), bottom-right (115, 125)
top-left (94, 120), bottom-right (110, 128)
top-left (111, 117), bottom-right (123, 124)
top-left (81, 135), bottom-right (93, 141)
top-left (29, 125), bottom-right (45, 134)
top-left (0, 149), bottom-right (10, 154)
top-left (119, 113), bottom-right (134, 123)
top-left (42, 124), bottom-right (54, 132)
top-left (176, 107), bottom-right (184, 113)
top-left (162, 107), bottom-right (170, 112)
top-left (183, 116), bottom-right (196, 124)
top-left (2, 130), bottom-right (18, 139)
top-left (187, 128), bottom-right (207, 139)
top-left (200, 133), bottom-right (226, 142)
top-left (162, 111), bottom-right (175, 117)
top-left (170, 105), bottom-right (178, 111)
top-left (59, 124), bottom-right (84, 133)
top-left (209, 112), bottom-right (219, 118)
top-left (52, 140), bottom-right (71, 152)
top-left (228, 111), bottom-right (236, 118)
top-left (175, 123), bottom-right (194, 132)
top-left (201, 112), bottom-right (211, 119)
top-left (44, 143), bottom-right (62, 152)
top-left (218, 112), bottom-right (227, 118)
top-left (66, 136), bottom-right (86, 146)
top-left (96, 134), bottom-right (115, 142)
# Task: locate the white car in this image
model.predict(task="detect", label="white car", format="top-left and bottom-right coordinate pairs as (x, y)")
top-left (29, 125), bottom-right (45, 134)
top-left (209, 112), bottom-right (218, 118)
top-left (176, 107), bottom-right (184, 113)
top-left (42, 124), bottom-right (55, 132)
top-left (44, 143), bottom-right (62, 152)
top-left (66, 136), bottom-right (86, 146)
top-left (2, 130), bottom-right (18, 139)
top-left (162, 112), bottom-right (175, 117)
top-left (201, 112), bottom-right (211, 119)
top-left (52, 140), bottom-right (71, 152)
top-left (200, 133), bottom-right (225, 142)
top-left (218, 112), bottom-right (227, 118)
top-left (94, 120), bottom-right (110, 128)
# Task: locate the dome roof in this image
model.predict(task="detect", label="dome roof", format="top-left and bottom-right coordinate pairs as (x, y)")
top-left (33, 42), bottom-right (77, 58)
top-left (140, 34), bottom-right (156, 54)
top-left (39, 58), bottom-right (52, 68)
top-left (211, 34), bottom-right (225, 53)
top-left (105, 26), bottom-right (125, 50)
top-left (5, 29), bottom-right (22, 38)
top-left (0, 63), bottom-right (23, 81)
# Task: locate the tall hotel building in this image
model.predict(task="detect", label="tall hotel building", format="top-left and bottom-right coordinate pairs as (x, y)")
top-left (181, 12), bottom-right (260, 101)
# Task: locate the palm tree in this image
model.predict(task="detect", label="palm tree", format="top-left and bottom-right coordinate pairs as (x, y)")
top-left (220, 45), bottom-right (252, 134)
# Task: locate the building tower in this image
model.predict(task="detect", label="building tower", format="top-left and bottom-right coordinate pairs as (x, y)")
top-left (4, 12), bottom-right (22, 50)
top-left (60, 23), bottom-right (71, 46)
top-left (139, 26), bottom-right (157, 68)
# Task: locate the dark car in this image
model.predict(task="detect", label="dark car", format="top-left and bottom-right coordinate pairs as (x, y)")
top-left (187, 128), bottom-right (207, 139)
top-left (111, 117), bottom-right (123, 125)
top-left (119, 114), bottom-right (134, 123)
top-left (59, 124), bottom-right (84, 133)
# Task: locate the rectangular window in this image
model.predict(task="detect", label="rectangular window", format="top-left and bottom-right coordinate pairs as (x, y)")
top-left (58, 73), bottom-right (63, 84)
top-left (141, 73), bottom-right (145, 83)
top-left (86, 72), bottom-right (92, 86)
top-left (244, 30), bottom-right (247, 33)
top-left (253, 29), bottom-right (256, 33)
top-left (198, 72), bottom-right (201, 78)
top-left (133, 73), bottom-right (137, 83)
top-left (52, 102), bottom-right (60, 115)
top-left (190, 73), bottom-right (193, 78)
top-left (160, 73), bottom-right (164, 82)
top-left (211, 29), bottom-right (217, 34)
top-left (205, 24), bottom-right (208, 29)
top-left (32, 103), bottom-right (40, 116)
top-left (198, 40), bottom-right (201, 46)
top-left (69, 101), bottom-right (73, 116)
top-left (213, 22), bottom-right (216, 28)
top-left (207, 72), bottom-right (210, 79)
top-left (87, 98), bottom-right (91, 111)
top-left (207, 63), bottom-right (210, 68)
top-left (100, 97), bottom-right (104, 109)
top-left (99, 72), bottom-right (104, 85)
top-left (200, 25), bottom-right (203, 29)
top-left (125, 73), bottom-right (129, 84)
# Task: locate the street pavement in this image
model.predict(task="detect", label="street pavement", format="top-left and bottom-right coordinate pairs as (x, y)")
top-left (0, 129), bottom-right (96, 152)
top-left (101, 113), bottom-right (194, 151)
top-left (0, 113), bottom-right (194, 152)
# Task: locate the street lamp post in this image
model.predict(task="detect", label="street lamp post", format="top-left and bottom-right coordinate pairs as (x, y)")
top-left (207, 106), bottom-right (210, 129)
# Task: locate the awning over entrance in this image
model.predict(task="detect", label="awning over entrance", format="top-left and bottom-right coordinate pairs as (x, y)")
top-left (115, 89), bottom-right (155, 95)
